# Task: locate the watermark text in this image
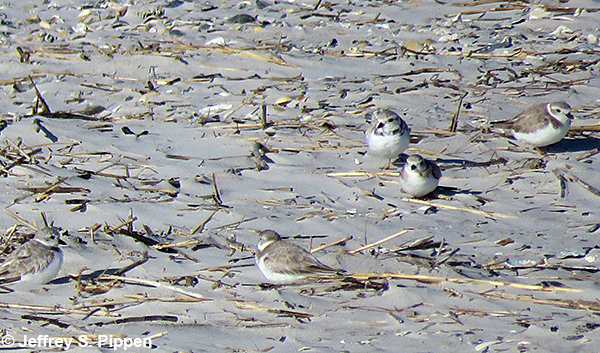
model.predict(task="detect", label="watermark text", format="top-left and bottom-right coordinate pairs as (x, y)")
top-left (0, 334), bottom-right (152, 350)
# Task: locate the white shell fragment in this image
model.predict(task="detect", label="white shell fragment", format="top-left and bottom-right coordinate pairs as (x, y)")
top-left (275, 96), bottom-right (293, 106)
top-left (72, 22), bottom-right (89, 34)
top-left (77, 9), bottom-right (93, 22)
top-left (529, 7), bottom-right (550, 20)
top-left (198, 104), bottom-right (233, 117)
top-left (204, 37), bottom-right (225, 46)
top-left (549, 25), bottom-right (573, 37)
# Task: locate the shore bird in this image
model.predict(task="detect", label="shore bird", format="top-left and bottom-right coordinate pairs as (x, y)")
top-left (255, 230), bottom-right (341, 283)
top-left (491, 102), bottom-right (573, 147)
top-left (366, 108), bottom-right (410, 168)
top-left (399, 154), bottom-right (442, 198)
top-left (0, 225), bottom-right (64, 285)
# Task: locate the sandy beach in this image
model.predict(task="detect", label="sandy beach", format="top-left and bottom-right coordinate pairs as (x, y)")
top-left (0, 0), bottom-right (599, 351)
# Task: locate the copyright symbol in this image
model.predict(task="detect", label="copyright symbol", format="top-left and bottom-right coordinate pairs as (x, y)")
top-left (1, 335), bottom-right (14, 347)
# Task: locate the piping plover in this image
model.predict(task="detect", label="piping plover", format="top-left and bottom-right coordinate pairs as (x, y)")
top-left (491, 102), bottom-right (573, 147)
top-left (399, 154), bottom-right (441, 198)
top-left (255, 229), bottom-right (340, 283)
top-left (366, 108), bottom-right (410, 166)
top-left (0, 226), bottom-right (63, 285)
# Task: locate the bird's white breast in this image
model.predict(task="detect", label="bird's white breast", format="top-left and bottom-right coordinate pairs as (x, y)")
top-left (513, 119), bottom-right (570, 147)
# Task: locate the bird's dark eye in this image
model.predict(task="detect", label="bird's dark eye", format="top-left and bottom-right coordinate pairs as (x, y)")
top-left (410, 164), bottom-right (417, 170)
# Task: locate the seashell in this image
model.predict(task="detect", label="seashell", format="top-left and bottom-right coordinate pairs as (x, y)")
top-left (438, 33), bottom-right (459, 43)
top-left (264, 127), bottom-right (276, 136)
top-left (374, 23), bottom-right (390, 30)
top-left (49, 15), bottom-right (63, 24)
top-left (587, 34), bottom-right (598, 45)
top-left (226, 14), bottom-right (255, 24)
top-left (107, 2), bottom-right (123, 10)
top-left (444, 13), bottom-right (461, 27)
top-left (403, 40), bottom-right (423, 52)
top-left (72, 22), bottom-right (89, 34)
top-left (78, 9), bottom-right (92, 22)
top-left (156, 78), bottom-right (181, 86)
top-left (549, 25), bottom-right (573, 37)
top-left (117, 7), bottom-right (128, 18)
top-left (505, 259), bottom-right (538, 267)
top-left (112, 20), bottom-right (129, 29)
top-left (237, 1), bottom-right (252, 9)
top-left (26, 15), bottom-right (41, 23)
top-left (204, 37), bottom-right (225, 46)
top-left (244, 112), bottom-right (259, 120)
top-left (422, 38), bottom-right (436, 50)
top-left (39, 21), bottom-right (51, 29)
top-left (558, 249), bottom-right (588, 259)
top-left (139, 91), bottom-right (159, 103)
top-left (198, 103), bottom-right (233, 116)
top-left (528, 7), bottom-right (550, 20)
top-left (475, 341), bottom-right (502, 352)
top-left (275, 96), bottom-right (293, 106)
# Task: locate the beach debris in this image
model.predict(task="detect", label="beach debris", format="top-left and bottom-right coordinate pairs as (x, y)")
top-left (349, 272), bottom-right (581, 293)
top-left (471, 36), bottom-right (512, 55)
top-left (549, 25), bottom-right (573, 37)
top-left (98, 275), bottom-right (204, 299)
top-left (558, 248), bottom-right (595, 259)
top-left (26, 77), bottom-right (105, 121)
top-left (348, 230), bottom-right (409, 254)
top-left (393, 235), bottom-right (445, 254)
top-left (251, 141), bottom-right (273, 171)
top-left (309, 235), bottom-right (351, 254)
top-left (275, 96), bottom-right (293, 107)
top-left (403, 198), bottom-right (516, 219)
top-left (554, 168), bottom-right (600, 198)
top-left (91, 314), bottom-right (178, 327)
top-left (226, 14), bottom-right (256, 24)
top-left (191, 211), bottom-right (216, 235)
top-left (324, 276), bottom-right (389, 293)
top-left (0, 301), bottom-right (117, 317)
top-left (495, 237), bottom-right (515, 246)
top-left (0, 0), bottom-right (599, 347)
top-left (528, 7), bottom-right (551, 20)
top-left (197, 104), bottom-right (233, 121)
